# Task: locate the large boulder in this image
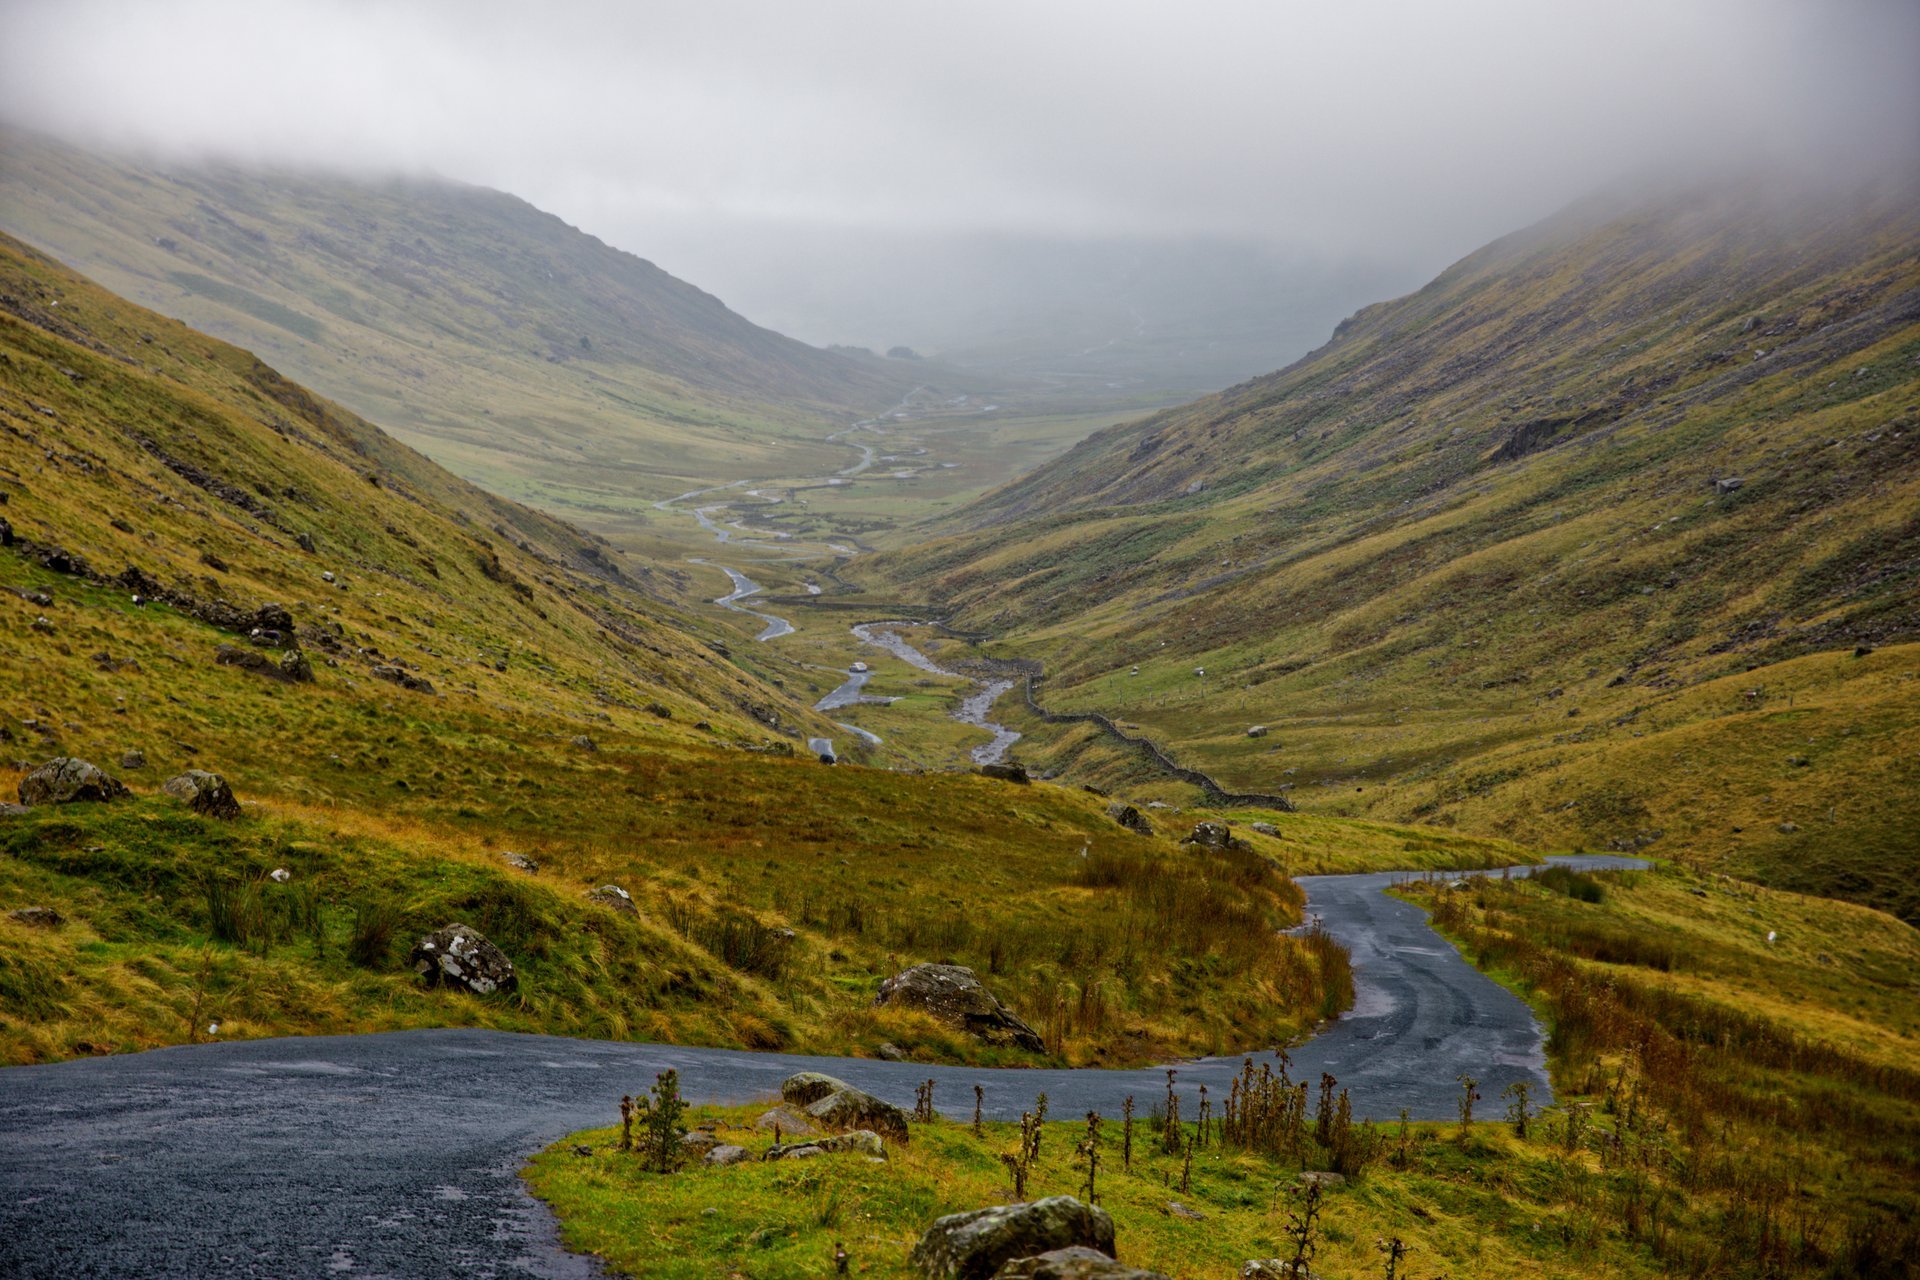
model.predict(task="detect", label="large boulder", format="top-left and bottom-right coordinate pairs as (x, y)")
top-left (19, 758), bottom-right (130, 807)
top-left (410, 924), bottom-right (516, 995)
top-left (996, 1248), bottom-right (1170, 1279)
top-left (876, 963), bottom-right (1045, 1053)
top-left (162, 770), bottom-right (241, 819)
top-left (779, 1072), bottom-right (910, 1144)
top-left (781, 1072), bottom-right (853, 1108)
top-left (911, 1197), bottom-right (1116, 1280)
top-left (976, 762), bottom-right (1030, 784)
top-left (1106, 802), bottom-right (1151, 835)
top-left (1181, 821), bottom-right (1247, 852)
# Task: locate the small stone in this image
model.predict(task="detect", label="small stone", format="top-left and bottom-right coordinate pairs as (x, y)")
top-left (7, 906), bottom-right (64, 928)
top-left (570, 735), bottom-right (597, 751)
top-left (500, 851), bottom-right (538, 873)
top-left (1245, 725), bottom-right (1268, 738)
top-left (120, 749), bottom-right (146, 770)
top-left (1106, 802), bottom-right (1151, 835)
top-left (704, 1146), bottom-right (751, 1167)
top-left (1165, 1202), bottom-right (1205, 1220)
top-left (269, 868), bottom-right (292, 883)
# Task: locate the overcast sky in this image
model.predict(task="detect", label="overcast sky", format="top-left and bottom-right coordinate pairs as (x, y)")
top-left (3, 0), bottom-right (1916, 354)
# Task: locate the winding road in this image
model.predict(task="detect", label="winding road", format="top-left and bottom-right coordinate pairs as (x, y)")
top-left (0, 856), bottom-right (1641, 1279)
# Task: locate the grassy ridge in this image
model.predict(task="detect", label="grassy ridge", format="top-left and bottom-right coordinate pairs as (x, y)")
top-left (864, 181), bottom-right (1920, 919)
top-left (0, 128), bottom-right (924, 512)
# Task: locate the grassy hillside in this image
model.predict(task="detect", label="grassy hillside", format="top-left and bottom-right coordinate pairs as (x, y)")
top-left (864, 179), bottom-right (1920, 920)
top-left (0, 232), bottom-right (1367, 1067)
top-left (0, 129), bottom-right (926, 521)
top-left (528, 862), bottom-right (1920, 1279)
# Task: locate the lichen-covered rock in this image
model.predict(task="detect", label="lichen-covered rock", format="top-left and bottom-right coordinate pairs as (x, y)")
top-left (19, 757), bottom-right (130, 807)
top-left (1106, 802), bottom-right (1151, 835)
top-left (1181, 821), bottom-right (1247, 851)
top-left (1239, 1262), bottom-right (1319, 1280)
top-left (162, 770), bottom-right (241, 819)
top-left (876, 963), bottom-right (1045, 1052)
top-left (995, 1247), bottom-right (1170, 1279)
top-left (780, 1072), bottom-right (852, 1108)
top-left (587, 884), bottom-right (637, 914)
top-left (910, 1197), bottom-right (1116, 1279)
top-left (753, 1106), bottom-right (820, 1138)
top-left (779, 1072), bottom-right (910, 1143)
top-left (410, 923), bottom-right (516, 995)
top-left (764, 1129), bottom-right (886, 1161)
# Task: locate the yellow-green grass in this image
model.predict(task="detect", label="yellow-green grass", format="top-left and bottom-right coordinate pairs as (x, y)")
top-left (0, 232), bottom-right (1357, 1069)
top-left (1398, 862), bottom-right (1920, 1276)
top-left (863, 189), bottom-right (1920, 922)
top-left (528, 1105), bottom-right (1710, 1280)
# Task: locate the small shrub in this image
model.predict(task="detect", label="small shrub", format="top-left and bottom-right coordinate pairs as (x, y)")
top-left (348, 901), bottom-right (403, 968)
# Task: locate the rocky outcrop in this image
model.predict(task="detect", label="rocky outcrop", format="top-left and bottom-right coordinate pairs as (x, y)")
top-left (1106, 802), bottom-right (1151, 835)
top-left (18, 758), bottom-right (129, 807)
top-left (910, 1197), bottom-right (1116, 1280)
top-left (876, 963), bottom-right (1045, 1052)
top-left (996, 1248), bottom-right (1169, 1279)
top-left (162, 770), bottom-right (241, 819)
top-left (977, 762), bottom-right (1030, 784)
top-left (779, 1072), bottom-right (910, 1144)
top-left (410, 924), bottom-right (516, 995)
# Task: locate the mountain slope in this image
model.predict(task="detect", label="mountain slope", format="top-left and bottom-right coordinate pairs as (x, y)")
top-left (0, 232), bottom-right (1363, 1067)
top-left (869, 179), bottom-right (1920, 919)
top-left (0, 129), bottom-right (920, 519)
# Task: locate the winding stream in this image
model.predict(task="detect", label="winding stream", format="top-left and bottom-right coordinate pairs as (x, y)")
top-left (853, 621), bottom-right (1020, 765)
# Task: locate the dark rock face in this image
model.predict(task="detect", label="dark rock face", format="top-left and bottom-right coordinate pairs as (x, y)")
top-left (409, 924), bottom-right (516, 995)
top-left (371, 665), bottom-right (436, 694)
top-left (995, 1247), bottom-right (1170, 1279)
top-left (977, 762), bottom-right (1030, 784)
top-left (162, 770), bottom-right (241, 819)
top-left (876, 963), bottom-right (1045, 1053)
top-left (1106, 802), bottom-right (1152, 835)
top-left (215, 643), bottom-right (313, 683)
top-left (19, 758), bottom-right (130, 807)
top-left (910, 1197), bottom-right (1116, 1280)
top-left (779, 1072), bottom-right (910, 1144)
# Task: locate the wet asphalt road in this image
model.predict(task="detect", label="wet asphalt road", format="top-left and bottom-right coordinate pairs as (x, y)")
top-left (0, 855), bottom-right (1641, 1278)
